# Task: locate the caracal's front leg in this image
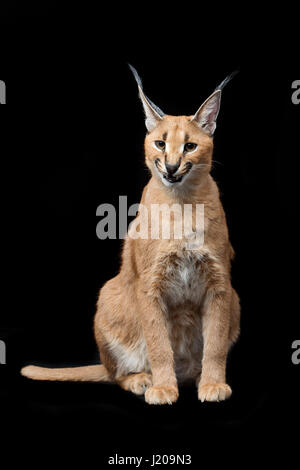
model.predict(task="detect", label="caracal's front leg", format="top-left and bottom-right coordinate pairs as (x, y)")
top-left (198, 283), bottom-right (232, 402)
top-left (137, 283), bottom-right (178, 405)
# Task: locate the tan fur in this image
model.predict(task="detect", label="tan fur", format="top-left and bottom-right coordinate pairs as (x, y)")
top-left (21, 364), bottom-right (110, 382)
top-left (22, 105), bottom-right (240, 405)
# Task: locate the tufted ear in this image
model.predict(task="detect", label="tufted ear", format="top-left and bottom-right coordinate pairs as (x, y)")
top-left (129, 64), bottom-right (165, 132)
top-left (191, 70), bottom-right (238, 136)
top-left (191, 90), bottom-right (221, 136)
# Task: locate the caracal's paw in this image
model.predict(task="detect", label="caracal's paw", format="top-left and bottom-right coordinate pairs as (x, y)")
top-left (198, 383), bottom-right (232, 402)
top-left (145, 385), bottom-right (179, 405)
top-left (120, 373), bottom-right (153, 395)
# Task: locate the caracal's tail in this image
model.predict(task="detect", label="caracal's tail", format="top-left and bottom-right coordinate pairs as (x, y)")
top-left (21, 364), bottom-right (111, 382)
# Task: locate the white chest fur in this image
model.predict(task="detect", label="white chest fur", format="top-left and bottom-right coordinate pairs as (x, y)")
top-left (162, 251), bottom-right (207, 308)
top-left (159, 251), bottom-right (207, 380)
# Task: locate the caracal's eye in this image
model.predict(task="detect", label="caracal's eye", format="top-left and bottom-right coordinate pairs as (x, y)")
top-left (184, 142), bottom-right (197, 152)
top-left (155, 140), bottom-right (166, 151)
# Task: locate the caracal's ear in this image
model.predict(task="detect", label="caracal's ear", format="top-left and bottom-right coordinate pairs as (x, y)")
top-left (191, 70), bottom-right (239, 136)
top-left (128, 64), bottom-right (165, 132)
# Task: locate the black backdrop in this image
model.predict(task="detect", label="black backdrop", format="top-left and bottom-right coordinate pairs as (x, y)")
top-left (0, 3), bottom-right (299, 469)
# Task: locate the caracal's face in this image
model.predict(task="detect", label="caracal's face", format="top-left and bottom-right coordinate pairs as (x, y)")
top-left (128, 65), bottom-right (236, 188)
top-left (144, 115), bottom-right (213, 188)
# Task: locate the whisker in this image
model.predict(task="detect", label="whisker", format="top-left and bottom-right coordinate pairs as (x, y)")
top-left (211, 159), bottom-right (224, 167)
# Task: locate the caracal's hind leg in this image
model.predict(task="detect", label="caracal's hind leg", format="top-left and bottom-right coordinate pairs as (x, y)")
top-left (95, 326), bottom-right (152, 396)
top-left (94, 276), bottom-right (151, 397)
top-left (117, 372), bottom-right (153, 395)
top-left (94, 327), bottom-right (118, 381)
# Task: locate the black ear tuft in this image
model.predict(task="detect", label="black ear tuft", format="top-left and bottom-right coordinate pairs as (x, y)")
top-left (128, 64), bottom-right (143, 89)
top-left (128, 64), bottom-right (165, 118)
top-left (215, 69), bottom-right (239, 91)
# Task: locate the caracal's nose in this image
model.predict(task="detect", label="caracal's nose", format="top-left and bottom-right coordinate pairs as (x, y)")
top-left (165, 161), bottom-right (180, 175)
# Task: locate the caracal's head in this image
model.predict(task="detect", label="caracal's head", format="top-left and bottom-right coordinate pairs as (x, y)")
top-left (129, 65), bottom-right (237, 189)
